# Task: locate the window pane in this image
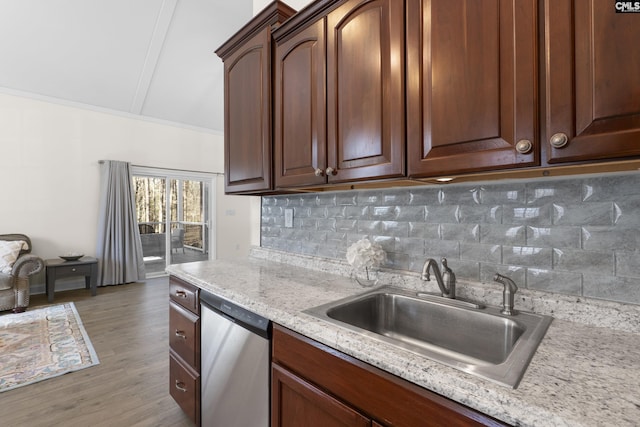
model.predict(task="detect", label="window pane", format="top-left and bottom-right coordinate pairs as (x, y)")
top-left (134, 176), bottom-right (166, 233)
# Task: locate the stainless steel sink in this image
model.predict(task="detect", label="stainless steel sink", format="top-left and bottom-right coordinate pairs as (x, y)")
top-left (304, 286), bottom-right (552, 388)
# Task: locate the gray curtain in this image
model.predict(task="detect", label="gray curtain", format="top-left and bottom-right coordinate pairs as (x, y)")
top-left (96, 160), bottom-right (145, 285)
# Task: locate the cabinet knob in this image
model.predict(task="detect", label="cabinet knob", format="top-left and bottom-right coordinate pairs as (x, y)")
top-left (550, 132), bottom-right (569, 148)
top-left (325, 167), bottom-right (337, 176)
top-left (71, 268), bottom-right (77, 272)
top-left (515, 139), bottom-right (533, 154)
top-left (314, 168), bottom-right (324, 177)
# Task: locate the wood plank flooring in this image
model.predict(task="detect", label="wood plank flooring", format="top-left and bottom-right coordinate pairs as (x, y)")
top-left (0, 277), bottom-right (193, 427)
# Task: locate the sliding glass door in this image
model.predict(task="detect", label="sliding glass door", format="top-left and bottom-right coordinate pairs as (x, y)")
top-left (133, 167), bottom-right (214, 277)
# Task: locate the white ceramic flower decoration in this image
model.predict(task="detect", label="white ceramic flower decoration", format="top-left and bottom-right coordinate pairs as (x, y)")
top-left (346, 238), bottom-right (387, 270)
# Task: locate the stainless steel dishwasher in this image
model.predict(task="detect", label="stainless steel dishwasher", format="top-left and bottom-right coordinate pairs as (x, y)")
top-left (200, 289), bottom-right (271, 427)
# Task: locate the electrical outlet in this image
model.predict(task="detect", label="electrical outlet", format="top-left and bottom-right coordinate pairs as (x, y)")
top-left (284, 208), bottom-right (294, 228)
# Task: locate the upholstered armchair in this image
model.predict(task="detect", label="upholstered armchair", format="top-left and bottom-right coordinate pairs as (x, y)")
top-left (0, 233), bottom-right (44, 313)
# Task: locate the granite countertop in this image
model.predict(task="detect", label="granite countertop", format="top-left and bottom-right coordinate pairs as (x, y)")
top-left (166, 251), bottom-right (640, 427)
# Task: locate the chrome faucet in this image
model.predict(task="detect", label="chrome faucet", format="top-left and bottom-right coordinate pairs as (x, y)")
top-left (421, 258), bottom-right (455, 299)
top-left (494, 273), bottom-right (518, 315)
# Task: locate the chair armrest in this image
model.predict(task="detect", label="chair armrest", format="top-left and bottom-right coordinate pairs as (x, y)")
top-left (12, 254), bottom-right (45, 278)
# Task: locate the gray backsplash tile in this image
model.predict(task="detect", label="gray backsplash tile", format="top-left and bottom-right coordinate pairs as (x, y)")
top-left (612, 197), bottom-right (640, 226)
top-left (552, 202), bottom-right (613, 226)
top-left (553, 248), bottom-right (614, 275)
top-left (583, 274), bottom-right (640, 304)
top-left (503, 246), bottom-right (552, 268)
top-left (526, 268), bottom-right (582, 295)
top-left (582, 172), bottom-right (640, 201)
top-left (527, 226), bottom-right (581, 249)
top-left (526, 180), bottom-right (583, 205)
top-left (408, 187), bottom-right (439, 205)
top-left (261, 171), bottom-right (640, 305)
top-left (503, 204), bottom-right (552, 226)
top-left (616, 251), bottom-right (640, 278)
top-left (479, 224), bottom-right (526, 245)
top-left (441, 223), bottom-right (480, 242)
top-left (458, 205), bottom-right (502, 224)
top-left (582, 226), bottom-right (639, 252)
top-left (460, 242), bottom-right (501, 263)
top-left (408, 222), bottom-right (440, 239)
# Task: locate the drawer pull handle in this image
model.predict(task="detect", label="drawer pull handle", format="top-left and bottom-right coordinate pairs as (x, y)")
top-left (175, 290), bottom-right (187, 298)
top-left (71, 268), bottom-right (77, 272)
top-left (175, 381), bottom-right (188, 392)
top-left (175, 330), bottom-right (187, 339)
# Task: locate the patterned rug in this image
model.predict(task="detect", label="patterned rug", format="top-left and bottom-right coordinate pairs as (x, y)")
top-left (0, 302), bottom-right (99, 392)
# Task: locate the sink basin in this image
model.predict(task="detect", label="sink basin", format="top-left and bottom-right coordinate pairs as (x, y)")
top-left (304, 286), bottom-right (552, 388)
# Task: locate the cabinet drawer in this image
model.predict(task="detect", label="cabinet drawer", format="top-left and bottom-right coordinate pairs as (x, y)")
top-left (170, 276), bottom-right (200, 314)
top-left (169, 301), bottom-right (200, 369)
top-left (170, 354), bottom-right (200, 426)
top-left (54, 264), bottom-right (92, 278)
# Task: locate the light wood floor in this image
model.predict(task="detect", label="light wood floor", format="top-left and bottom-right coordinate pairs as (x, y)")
top-left (0, 277), bottom-right (193, 427)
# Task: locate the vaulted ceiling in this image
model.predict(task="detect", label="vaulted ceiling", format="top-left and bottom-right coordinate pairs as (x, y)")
top-left (0, 0), bottom-right (253, 132)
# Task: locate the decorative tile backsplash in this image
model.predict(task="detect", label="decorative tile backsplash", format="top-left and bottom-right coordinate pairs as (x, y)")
top-left (261, 171), bottom-right (640, 305)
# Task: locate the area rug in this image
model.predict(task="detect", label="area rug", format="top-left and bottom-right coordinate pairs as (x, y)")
top-left (0, 302), bottom-right (99, 392)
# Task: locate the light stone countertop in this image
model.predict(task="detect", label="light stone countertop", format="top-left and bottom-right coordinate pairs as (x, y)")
top-left (166, 250), bottom-right (640, 427)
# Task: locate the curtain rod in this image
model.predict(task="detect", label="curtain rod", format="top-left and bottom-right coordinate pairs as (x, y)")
top-left (98, 160), bottom-right (222, 176)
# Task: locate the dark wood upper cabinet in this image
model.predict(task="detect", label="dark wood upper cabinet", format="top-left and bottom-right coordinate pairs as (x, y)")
top-left (275, 0), bottom-right (405, 188)
top-left (216, 2), bottom-right (296, 194)
top-left (407, 0), bottom-right (538, 177)
top-left (274, 18), bottom-right (327, 188)
top-left (543, 0), bottom-right (640, 163)
top-left (223, 0), bottom-right (640, 194)
top-left (326, 0), bottom-right (405, 183)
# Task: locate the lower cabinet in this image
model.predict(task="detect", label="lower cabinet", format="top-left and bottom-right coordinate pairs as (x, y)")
top-left (272, 364), bottom-right (370, 427)
top-left (272, 324), bottom-right (508, 427)
top-left (169, 276), bottom-right (201, 426)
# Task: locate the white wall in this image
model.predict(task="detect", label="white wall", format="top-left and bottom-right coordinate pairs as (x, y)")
top-left (253, 0), bottom-right (313, 14)
top-left (0, 92), bottom-right (254, 286)
top-left (216, 177), bottom-right (258, 259)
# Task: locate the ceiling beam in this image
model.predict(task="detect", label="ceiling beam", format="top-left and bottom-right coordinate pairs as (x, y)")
top-left (130, 0), bottom-right (178, 114)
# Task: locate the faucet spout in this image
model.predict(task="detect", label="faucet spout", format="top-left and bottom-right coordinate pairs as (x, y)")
top-left (421, 258), bottom-right (455, 299)
top-left (494, 273), bottom-right (518, 315)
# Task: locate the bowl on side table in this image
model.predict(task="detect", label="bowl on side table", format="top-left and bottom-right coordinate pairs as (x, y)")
top-left (59, 254), bottom-right (84, 261)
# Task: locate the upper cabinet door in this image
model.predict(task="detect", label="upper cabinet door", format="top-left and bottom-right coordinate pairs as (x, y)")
top-left (274, 19), bottom-right (327, 188)
top-left (216, 2), bottom-right (296, 194)
top-left (326, 0), bottom-right (406, 183)
top-left (407, 0), bottom-right (538, 178)
top-left (544, 0), bottom-right (640, 163)
top-left (223, 28), bottom-right (273, 193)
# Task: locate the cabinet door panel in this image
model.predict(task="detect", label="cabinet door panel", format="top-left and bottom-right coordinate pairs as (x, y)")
top-left (272, 363), bottom-right (371, 427)
top-left (275, 20), bottom-right (327, 188)
top-left (407, 0), bottom-right (537, 177)
top-left (224, 29), bottom-right (272, 193)
top-left (545, 0), bottom-right (640, 163)
top-left (327, 0), bottom-right (405, 183)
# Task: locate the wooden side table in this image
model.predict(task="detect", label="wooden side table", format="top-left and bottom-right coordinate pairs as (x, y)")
top-left (45, 256), bottom-right (98, 302)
